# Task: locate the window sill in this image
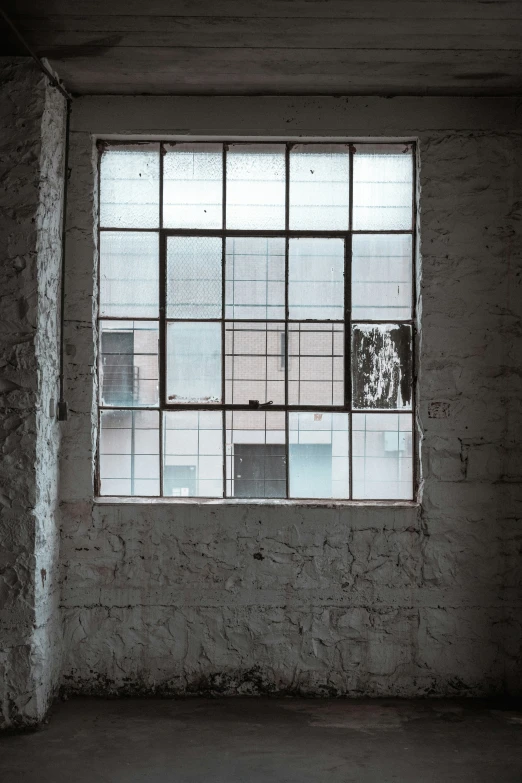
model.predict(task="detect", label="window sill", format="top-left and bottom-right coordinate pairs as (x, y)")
top-left (94, 496), bottom-right (419, 508)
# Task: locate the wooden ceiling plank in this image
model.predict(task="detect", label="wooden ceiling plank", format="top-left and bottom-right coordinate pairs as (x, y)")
top-left (9, 0), bottom-right (522, 20)
top-left (17, 20), bottom-right (522, 52)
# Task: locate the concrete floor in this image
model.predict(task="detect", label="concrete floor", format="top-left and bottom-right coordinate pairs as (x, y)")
top-left (1, 698), bottom-right (521, 782)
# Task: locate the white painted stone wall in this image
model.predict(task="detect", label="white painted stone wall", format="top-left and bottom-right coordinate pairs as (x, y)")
top-left (57, 96), bottom-right (522, 697)
top-left (0, 59), bottom-right (65, 728)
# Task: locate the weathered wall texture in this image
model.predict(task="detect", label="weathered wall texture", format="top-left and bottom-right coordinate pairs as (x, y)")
top-left (0, 58), bottom-right (65, 728)
top-left (59, 97), bottom-right (521, 697)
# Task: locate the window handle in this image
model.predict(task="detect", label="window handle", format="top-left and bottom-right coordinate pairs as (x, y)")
top-left (248, 400), bottom-right (273, 409)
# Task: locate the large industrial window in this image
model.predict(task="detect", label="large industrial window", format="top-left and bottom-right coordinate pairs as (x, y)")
top-left (97, 141), bottom-right (415, 500)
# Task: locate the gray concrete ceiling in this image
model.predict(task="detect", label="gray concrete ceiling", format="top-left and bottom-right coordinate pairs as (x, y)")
top-left (2, 0), bottom-right (522, 96)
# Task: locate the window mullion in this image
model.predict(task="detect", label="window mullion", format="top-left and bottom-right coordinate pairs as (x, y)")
top-left (222, 144), bottom-right (227, 497)
top-left (348, 143), bottom-right (354, 500)
top-left (284, 143), bottom-right (290, 498)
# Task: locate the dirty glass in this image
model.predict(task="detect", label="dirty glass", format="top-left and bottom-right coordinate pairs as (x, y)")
top-left (225, 410), bottom-right (286, 498)
top-left (225, 237), bottom-right (285, 320)
top-left (166, 322), bottom-right (221, 404)
top-left (290, 144), bottom-right (350, 230)
top-left (167, 236), bottom-right (222, 318)
top-left (100, 145), bottom-right (160, 228)
top-left (289, 412), bottom-right (349, 498)
top-left (163, 143), bottom-right (222, 228)
top-left (288, 238), bottom-right (344, 320)
top-left (225, 321), bottom-right (285, 405)
top-left (100, 231), bottom-right (159, 318)
top-left (99, 320), bottom-right (159, 407)
top-left (353, 144), bottom-right (413, 230)
top-left (352, 234), bottom-right (412, 321)
top-left (99, 409), bottom-right (160, 496)
top-left (226, 144), bottom-right (286, 229)
top-left (288, 323), bottom-right (344, 406)
top-left (352, 413), bottom-right (412, 499)
top-left (163, 411), bottom-right (223, 497)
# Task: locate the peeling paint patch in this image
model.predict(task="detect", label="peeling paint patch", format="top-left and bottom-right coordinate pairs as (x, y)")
top-left (352, 324), bottom-right (412, 409)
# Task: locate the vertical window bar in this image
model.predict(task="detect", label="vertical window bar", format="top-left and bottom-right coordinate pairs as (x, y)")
top-left (221, 234), bottom-right (226, 498)
top-left (348, 144), bottom-right (354, 500)
top-left (411, 143), bottom-right (418, 501)
top-left (159, 408), bottom-right (164, 498)
top-left (284, 144), bottom-right (291, 498)
top-left (95, 407), bottom-right (101, 496)
top-left (130, 410), bottom-right (136, 496)
top-left (159, 144), bottom-right (164, 495)
top-left (159, 237), bottom-right (167, 447)
top-left (222, 145), bottom-right (227, 497)
top-left (95, 143), bottom-right (103, 496)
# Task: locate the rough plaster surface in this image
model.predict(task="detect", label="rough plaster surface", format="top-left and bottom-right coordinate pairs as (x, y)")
top-left (0, 59), bottom-right (65, 728)
top-left (57, 96), bottom-right (522, 698)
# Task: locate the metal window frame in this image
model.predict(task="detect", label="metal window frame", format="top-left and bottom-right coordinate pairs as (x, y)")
top-left (95, 140), bottom-right (417, 502)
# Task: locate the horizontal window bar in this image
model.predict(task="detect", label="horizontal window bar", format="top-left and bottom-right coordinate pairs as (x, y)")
top-left (99, 227), bottom-right (414, 237)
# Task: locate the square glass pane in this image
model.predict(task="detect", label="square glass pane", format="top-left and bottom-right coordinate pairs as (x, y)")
top-left (226, 144), bottom-right (285, 229)
top-left (163, 411), bottom-right (223, 497)
top-left (352, 413), bottom-right (413, 500)
top-left (100, 232), bottom-right (159, 318)
top-left (99, 320), bottom-right (158, 407)
top-left (166, 322), bottom-right (221, 404)
top-left (290, 144), bottom-right (349, 230)
top-left (100, 145), bottom-right (159, 228)
top-left (163, 143), bottom-right (223, 228)
top-left (289, 238), bottom-right (344, 320)
top-left (166, 236), bottom-right (222, 318)
top-left (352, 324), bottom-right (412, 410)
top-left (225, 321), bottom-right (285, 405)
top-left (99, 410), bottom-right (159, 496)
top-left (352, 234), bottom-right (412, 320)
top-left (353, 144), bottom-right (413, 230)
top-left (288, 323), bottom-right (343, 406)
top-left (289, 412), bottom-right (349, 499)
top-left (226, 410), bottom-right (286, 498)
top-left (225, 237), bottom-right (285, 320)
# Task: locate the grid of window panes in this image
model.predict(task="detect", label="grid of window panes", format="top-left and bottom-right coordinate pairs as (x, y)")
top-left (98, 141), bottom-right (415, 500)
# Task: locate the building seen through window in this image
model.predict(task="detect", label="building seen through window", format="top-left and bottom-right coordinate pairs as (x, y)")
top-left (97, 141), bottom-right (415, 499)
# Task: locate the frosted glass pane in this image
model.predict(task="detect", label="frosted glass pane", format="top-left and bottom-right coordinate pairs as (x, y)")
top-left (225, 237), bottom-right (285, 319)
top-left (167, 236), bottom-right (222, 318)
top-left (288, 323), bottom-right (344, 406)
top-left (352, 324), bottom-right (412, 410)
top-left (352, 234), bottom-right (412, 320)
top-left (289, 238), bottom-right (344, 320)
top-left (99, 320), bottom-right (158, 407)
top-left (352, 413), bottom-right (413, 499)
top-left (167, 322), bottom-right (221, 404)
top-left (353, 144), bottom-right (413, 230)
top-left (99, 410), bottom-right (159, 496)
top-left (163, 143), bottom-right (222, 228)
top-left (100, 146), bottom-right (159, 228)
top-left (290, 145), bottom-right (349, 230)
top-left (225, 322), bottom-right (285, 405)
top-left (226, 144), bottom-right (285, 229)
top-left (99, 232), bottom-right (158, 318)
top-left (225, 410), bottom-right (286, 498)
top-left (163, 411), bottom-right (223, 497)
top-left (289, 412), bottom-right (349, 498)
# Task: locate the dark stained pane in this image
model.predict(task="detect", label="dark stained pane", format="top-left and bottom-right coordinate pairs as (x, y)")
top-left (352, 323), bottom-right (412, 409)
